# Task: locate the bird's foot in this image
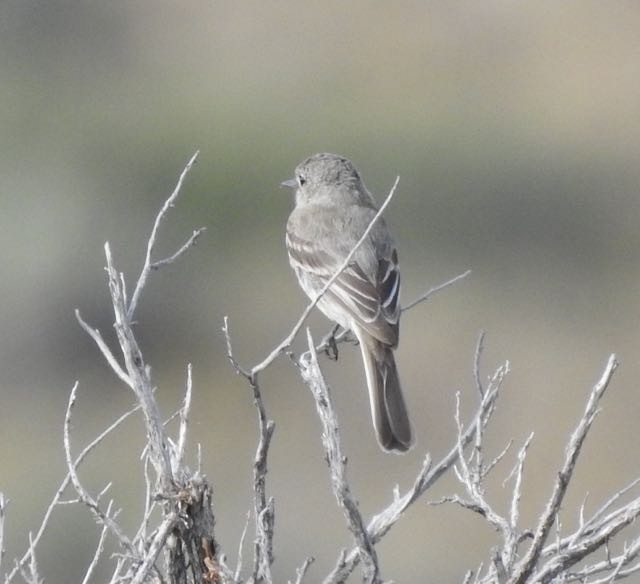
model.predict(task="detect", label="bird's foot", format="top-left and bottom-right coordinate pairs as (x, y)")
top-left (322, 324), bottom-right (341, 361)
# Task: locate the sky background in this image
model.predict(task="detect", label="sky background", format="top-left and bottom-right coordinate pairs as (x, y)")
top-left (1, 2), bottom-right (640, 582)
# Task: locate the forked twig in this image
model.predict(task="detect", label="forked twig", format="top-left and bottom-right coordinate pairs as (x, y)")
top-left (323, 365), bottom-right (506, 584)
top-left (128, 150), bottom-right (203, 319)
top-left (4, 400), bottom-right (143, 583)
top-left (508, 354), bottom-right (619, 584)
top-left (63, 383), bottom-right (137, 558)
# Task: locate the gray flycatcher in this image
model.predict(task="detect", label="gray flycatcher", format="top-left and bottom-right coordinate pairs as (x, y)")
top-left (283, 153), bottom-right (413, 453)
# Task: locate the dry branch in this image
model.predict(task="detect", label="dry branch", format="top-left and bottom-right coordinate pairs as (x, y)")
top-left (301, 329), bottom-right (381, 584)
top-left (322, 364), bottom-right (506, 584)
top-left (127, 150), bottom-right (203, 320)
top-left (508, 354), bottom-right (619, 584)
top-left (67, 152), bottom-right (218, 583)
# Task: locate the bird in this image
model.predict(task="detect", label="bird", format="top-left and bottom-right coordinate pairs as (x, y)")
top-left (283, 153), bottom-right (413, 453)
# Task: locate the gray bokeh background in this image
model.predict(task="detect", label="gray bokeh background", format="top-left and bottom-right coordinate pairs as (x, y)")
top-left (1, 2), bottom-right (639, 582)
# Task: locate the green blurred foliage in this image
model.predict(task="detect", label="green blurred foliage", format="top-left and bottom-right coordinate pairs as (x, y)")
top-left (1, 1), bottom-right (639, 582)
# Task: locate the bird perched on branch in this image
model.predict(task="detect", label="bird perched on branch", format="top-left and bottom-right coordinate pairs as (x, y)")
top-left (283, 153), bottom-right (413, 453)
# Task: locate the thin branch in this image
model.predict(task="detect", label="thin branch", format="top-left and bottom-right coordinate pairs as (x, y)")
top-left (69, 153), bottom-right (215, 584)
top-left (75, 310), bottom-right (133, 388)
top-left (483, 439), bottom-right (513, 481)
top-left (234, 511), bottom-right (251, 582)
top-left (63, 383), bottom-right (137, 558)
top-left (24, 533), bottom-right (41, 584)
top-left (130, 512), bottom-right (179, 584)
top-left (450, 393), bottom-right (511, 536)
top-left (249, 378), bottom-right (275, 583)
top-left (250, 176), bottom-right (401, 378)
top-left (568, 543), bottom-right (640, 582)
top-left (473, 331), bottom-right (486, 398)
top-left (302, 329), bottom-right (381, 584)
top-left (607, 537), bottom-right (640, 583)
top-left (127, 150), bottom-right (200, 319)
top-left (132, 455), bottom-right (155, 547)
top-left (532, 496), bottom-right (640, 583)
top-left (4, 400), bottom-right (142, 584)
top-left (175, 363), bottom-right (193, 474)
top-left (222, 316), bottom-right (250, 379)
top-left (81, 500), bottom-right (114, 584)
top-left (151, 227), bottom-right (206, 271)
top-left (323, 364), bottom-right (506, 584)
top-left (508, 353), bottom-right (619, 584)
top-left (508, 433), bottom-right (535, 535)
top-left (401, 269), bottom-right (472, 312)
top-left (291, 557), bottom-right (315, 584)
top-left (565, 476), bottom-right (640, 551)
top-left (104, 241), bottom-right (175, 492)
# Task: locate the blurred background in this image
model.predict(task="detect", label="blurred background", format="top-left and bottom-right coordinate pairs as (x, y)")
top-left (1, 1), bottom-right (639, 582)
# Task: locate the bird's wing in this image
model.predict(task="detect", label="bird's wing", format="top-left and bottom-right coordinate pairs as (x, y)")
top-left (286, 229), bottom-right (400, 347)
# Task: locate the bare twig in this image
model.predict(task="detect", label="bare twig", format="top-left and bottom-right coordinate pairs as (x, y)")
top-left (463, 354), bottom-right (630, 584)
top-left (4, 400), bottom-right (142, 583)
top-left (175, 363), bottom-right (193, 474)
top-left (401, 269), bottom-right (471, 312)
top-left (22, 153), bottom-right (219, 584)
top-left (223, 309), bottom-right (275, 583)
top-left (23, 533), bottom-right (41, 584)
top-left (291, 557), bottom-right (315, 584)
top-left (227, 312), bottom-right (276, 584)
top-left (130, 512), bottom-right (179, 584)
top-left (104, 242), bottom-right (175, 492)
top-left (508, 433), bottom-right (535, 540)
top-left (474, 331), bottom-right (486, 398)
top-left (566, 541), bottom-right (640, 582)
top-left (323, 364), bottom-right (506, 583)
top-left (565, 476), bottom-right (640, 551)
top-left (64, 384), bottom-right (138, 560)
top-left (250, 376), bottom-right (276, 584)
top-left (451, 393), bottom-right (511, 536)
top-left (133, 455), bottom-right (155, 547)
top-left (75, 309), bottom-right (133, 388)
top-left (508, 354), bottom-right (619, 584)
top-left (151, 228), bottom-right (206, 271)
top-left (127, 150), bottom-right (201, 319)
top-left (81, 500), bottom-right (114, 584)
top-left (234, 511), bottom-right (251, 582)
top-left (602, 536), bottom-right (640, 582)
top-left (302, 329), bottom-right (381, 583)
top-left (222, 316), bottom-right (250, 379)
top-left (532, 496), bottom-right (640, 583)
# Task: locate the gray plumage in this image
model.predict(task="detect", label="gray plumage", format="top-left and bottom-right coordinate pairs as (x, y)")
top-left (284, 153), bottom-right (413, 453)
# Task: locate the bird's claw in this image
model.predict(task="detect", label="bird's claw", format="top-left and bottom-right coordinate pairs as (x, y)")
top-left (322, 324), bottom-right (341, 361)
top-left (325, 334), bottom-right (339, 361)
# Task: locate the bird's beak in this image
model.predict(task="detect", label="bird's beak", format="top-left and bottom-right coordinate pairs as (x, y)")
top-left (280, 178), bottom-right (297, 189)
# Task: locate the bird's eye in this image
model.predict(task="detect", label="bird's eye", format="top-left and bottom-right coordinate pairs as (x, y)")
top-left (297, 175), bottom-right (306, 187)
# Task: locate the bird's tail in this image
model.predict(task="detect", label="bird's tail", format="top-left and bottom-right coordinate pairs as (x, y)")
top-left (355, 328), bottom-right (413, 453)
